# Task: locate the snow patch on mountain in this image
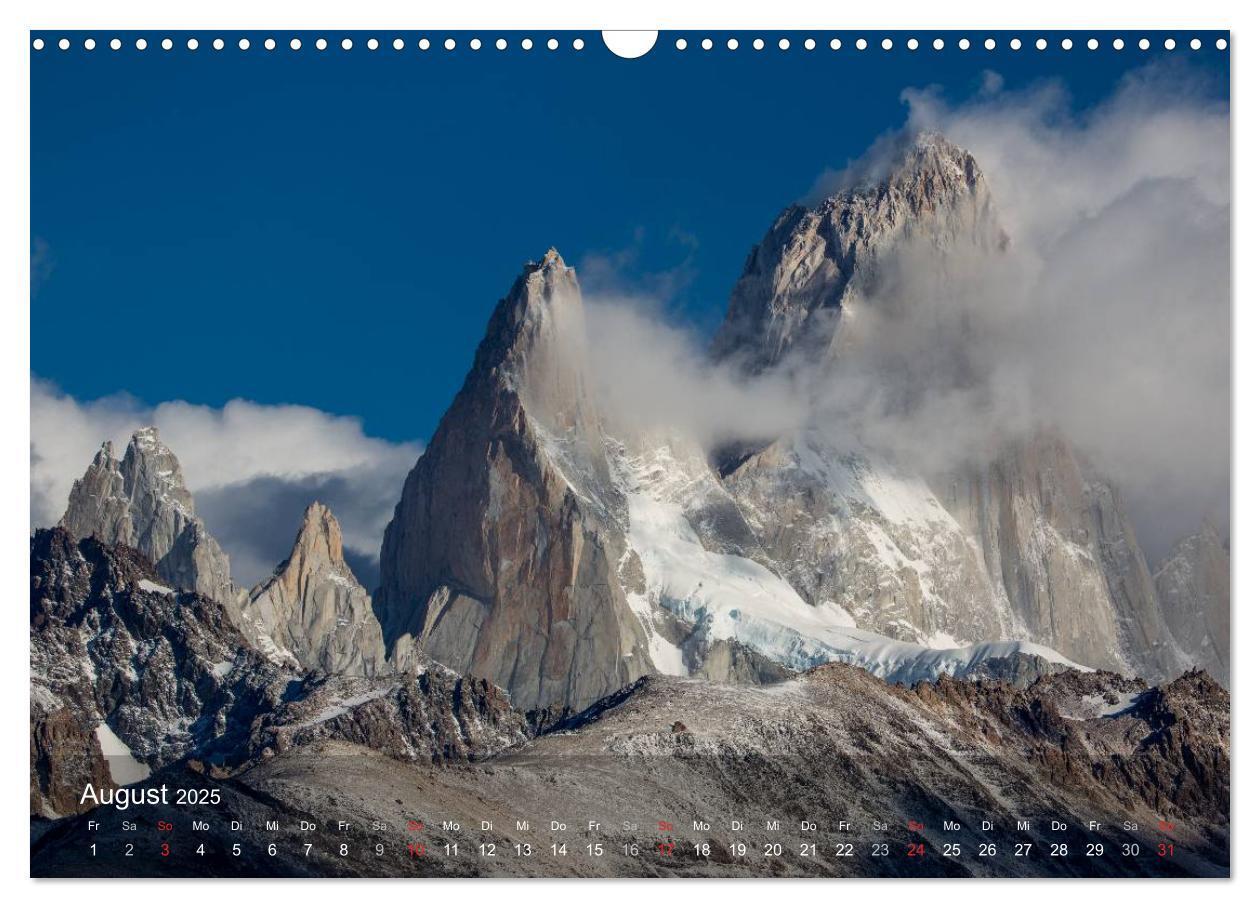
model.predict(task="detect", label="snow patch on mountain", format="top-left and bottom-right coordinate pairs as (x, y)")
top-left (94, 722), bottom-right (151, 785)
top-left (618, 442), bottom-right (1082, 684)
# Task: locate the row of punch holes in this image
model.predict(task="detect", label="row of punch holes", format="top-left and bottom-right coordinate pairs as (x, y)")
top-left (31, 34), bottom-right (1230, 54)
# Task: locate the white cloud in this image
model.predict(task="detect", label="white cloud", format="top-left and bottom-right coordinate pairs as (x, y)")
top-left (31, 378), bottom-right (421, 587)
top-left (868, 63), bottom-right (1230, 557)
top-left (585, 297), bottom-right (809, 449)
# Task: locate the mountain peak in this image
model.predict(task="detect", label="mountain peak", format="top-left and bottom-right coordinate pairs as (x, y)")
top-left (713, 131), bottom-right (1002, 372)
top-left (812, 129), bottom-right (985, 215)
top-left (60, 427), bottom-right (236, 608)
top-left (465, 251), bottom-right (594, 424)
top-left (245, 501), bottom-right (385, 677)
top-left (289, 501), bottom-right (347, 570)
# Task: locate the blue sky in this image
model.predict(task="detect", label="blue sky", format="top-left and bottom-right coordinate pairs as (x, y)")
top-left (31, 31), bottom-right (1229, 445)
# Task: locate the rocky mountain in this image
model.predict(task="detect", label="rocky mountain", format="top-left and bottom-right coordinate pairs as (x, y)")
top-left (698, 131), bottom-right (1198, 685)
top-left (34, 663), bottom-right (1229, 877)
top-left (718, 431), bottom-right (1016, 645)
top-left (1154, 521), bottom-right (1230, 684)
top-left (375, 247), bottom-right (1091, 712)
top-left (29, 128), bottom-right (1229, 878)
top-left (29, 529), bottom-right (529, 819)
top-left (244, 502), bottom-right (387, 677)
top-left (376, 250), bottom-right (654, 712)
top-left (61, 427), bottom-right (237, 610)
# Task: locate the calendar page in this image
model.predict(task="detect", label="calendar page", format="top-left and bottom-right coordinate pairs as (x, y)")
top-left (28, 29), bottom-right (1230, 879)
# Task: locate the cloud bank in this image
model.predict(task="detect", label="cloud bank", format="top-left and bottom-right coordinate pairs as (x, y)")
top-left (31, 379), bottom-right (421, 588)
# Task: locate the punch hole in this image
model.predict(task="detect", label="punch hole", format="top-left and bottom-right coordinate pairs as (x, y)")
top-left (602, 31), bottom-right (658, 59)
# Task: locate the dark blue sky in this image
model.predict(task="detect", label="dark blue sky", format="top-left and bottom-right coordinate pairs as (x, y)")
top-left (31, 31), bottom-right (1229, 443)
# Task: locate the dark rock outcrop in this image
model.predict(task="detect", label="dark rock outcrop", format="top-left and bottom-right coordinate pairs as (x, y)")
top-left (30, 530), bottom-right (533, 818)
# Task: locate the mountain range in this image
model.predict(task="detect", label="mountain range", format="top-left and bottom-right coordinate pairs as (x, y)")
top-left (31, 132), bottom-right (1229, 876)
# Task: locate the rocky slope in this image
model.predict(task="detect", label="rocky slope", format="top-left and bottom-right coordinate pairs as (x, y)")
top-left (61, 427), bottom-right (237, 610)
top-left (29, 530), bottom-right (529, 819)
top-left (30, 526), bottom-right (291, 816)
top-left (34, 663), bottom-right (1229, 877)
top-left (244, 502), bottom-right (387, 677)
top-left (376, 250), bottom-right (654, 712)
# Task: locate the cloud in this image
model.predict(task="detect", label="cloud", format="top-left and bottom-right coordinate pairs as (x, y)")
top-left (576, 226), bottom-right (701, 306)
top-left (577, 228), bottom-right (810, 449)
top-left (31, 378), bottom-right (421, 587)
top-left (585, 298), bottom-right (810, 449)
top-left (31, 238), bottom-right (53, 295)
top-left (859, 62), bottom-right (1230, 558)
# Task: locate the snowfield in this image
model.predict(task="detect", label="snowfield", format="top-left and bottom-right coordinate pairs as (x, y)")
top-left (623, 460), bottom-right (1084, 684)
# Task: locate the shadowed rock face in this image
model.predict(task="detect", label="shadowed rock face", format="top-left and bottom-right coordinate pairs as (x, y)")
top-left (245, 502), bottom-right (386, 677)
top-left (60, 427), bottom-right (237, 609)
top-left (376, 251), bottom-right (653, 712)
top-left (1154, 521), bottom-right (1230, 684)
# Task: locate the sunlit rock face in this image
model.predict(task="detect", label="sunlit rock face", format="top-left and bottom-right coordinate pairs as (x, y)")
top-left (245, 502), bottom-right (387, 677)
top-left (376, 251), bottom-right (653, 712)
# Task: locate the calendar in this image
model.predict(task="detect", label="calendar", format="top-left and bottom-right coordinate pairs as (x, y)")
top-left (28, 27), bottom-right (1230, 880)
